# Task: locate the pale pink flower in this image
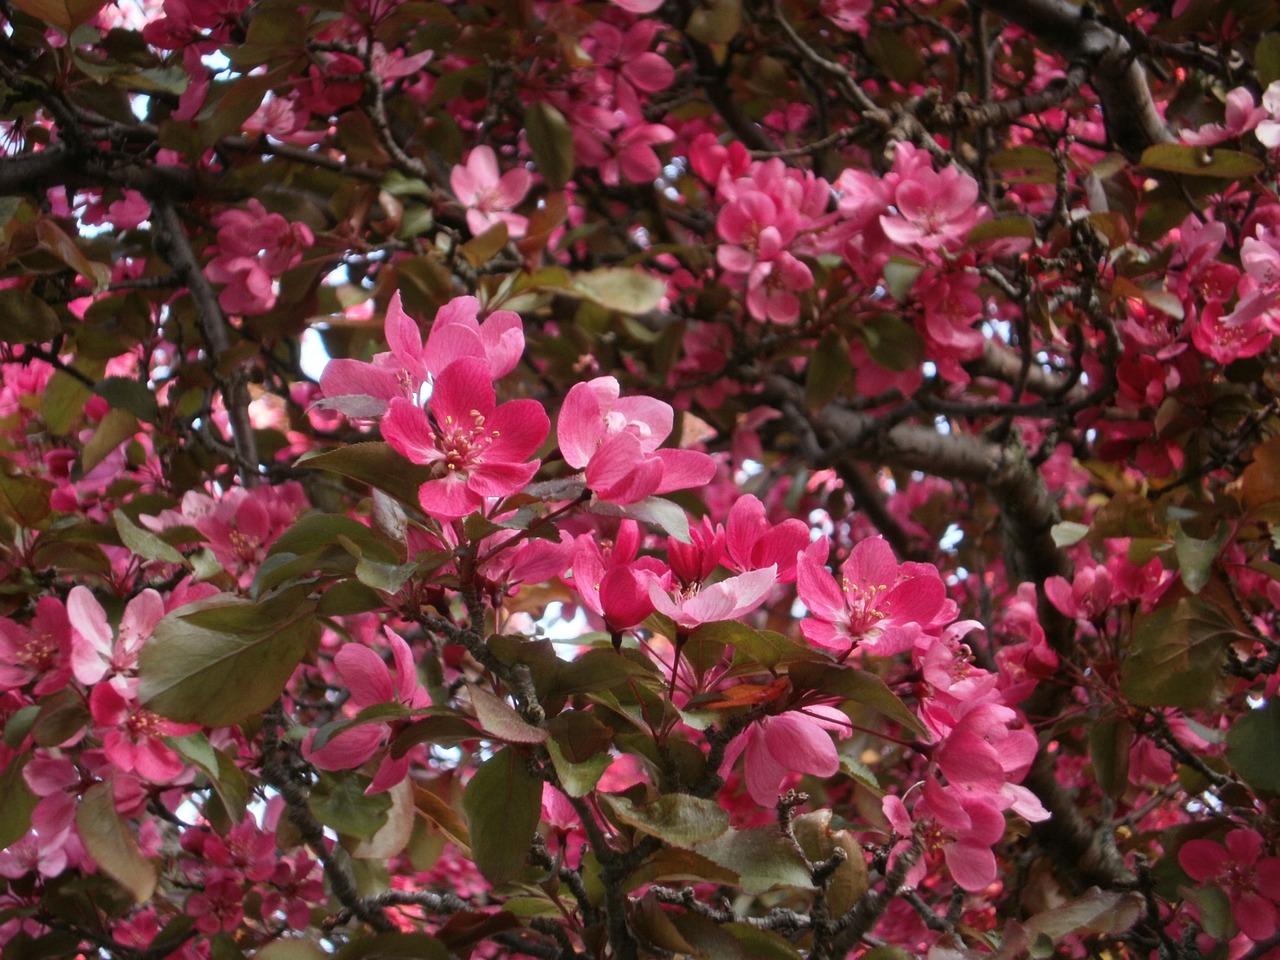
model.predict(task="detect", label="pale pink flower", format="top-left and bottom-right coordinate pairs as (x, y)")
top-left (645, 564), bottom-right (777, 630)
top-left (558, 377), bottom-right (715, 504)
top-left (720, 707), bottom-right (846, 807)
top-left (451, 146), bottom-right (533, 239)
top-left (69, 586), bottom-right (165, 685)
top-left (1181, 87), bottom-right (1266, 146)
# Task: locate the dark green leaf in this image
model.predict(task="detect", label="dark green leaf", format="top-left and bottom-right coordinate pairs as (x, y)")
top-left (0, 756), bottom-right (38, 850)
top-left (309, 771), bottom-right (392, 839)
top-left (462, 748), bottom-right (541, 885)
top-left (1121, 596), bottom-right (1242, 708)
top-left (694, 826), bottom-right (814, 894)
top-left (1140, 144), bottom-right (1264, 179)
top-left (1227, 699), bottom-right (1280, 796)
top-left (76, 782), bottom-right (157, 903)
top-left (0, 287), bottom-right (60, 343)
top-left (602, 793), bottom-right (729, 849)
top-left (297, 443), bottom-right (436, 512)
top-left (138, 586), bottom-right (320, 727)
top-left (334, 933), bottom-right (448, 960)
top-left (788, 661), bottom-right (926, 737)
top-left (525, 102), bottom-right (575, 191)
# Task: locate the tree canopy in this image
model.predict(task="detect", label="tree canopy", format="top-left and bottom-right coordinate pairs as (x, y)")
top-left (3, 0), bottom-right (1280, 958)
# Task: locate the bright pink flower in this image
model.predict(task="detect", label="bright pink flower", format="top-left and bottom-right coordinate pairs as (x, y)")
top-left (727, 491), bottom-right (803, 583)
top-left (884, 776), bottom-right (1008, 892)
top-left (303, 629), bottom-right (430, 793)
top-left (0, 598), bottom-right (72, 695)
top-left (572, 103), bottom-right (674, 186)
top-left (797, 537), bottom-right (951, 656)
top-left (880, 161), bottom-right (981, 251)
top-left (1180, 829), bottom-right (1280, 940)
top-left (557, 377), bottom-right (715, 504)
top-left (382, 358), bottom-right (548, 520)
top-left (451, 146), bottom-right (533, 239)
top-left (69, 586), bottom-right (165, 685)
top-left (90, 680), bottom-right (199, 783)
top-left (720, 707), bottom-right (845, 807)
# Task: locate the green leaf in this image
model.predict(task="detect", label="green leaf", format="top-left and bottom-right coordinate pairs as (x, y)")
top-left (1173, 522), bottom-right (1228, 594)
top-left (94, 376), bottom-right (158, 423)
top-left (570, 268), bottom-right (667, 316)
top-left (297, 443), bottom-right (436, 512)
top-left (1088, 715), bottom-right (1133, 799)
top-left (546, 739), bottom-right (611, 797)
top-left (460, 222), bottom-right (509, 267)
top-left (138, 586), bottom-right (319, 727)
top-left (0, 457), bottom-right (55, 527)
top-left (255, 940), bottom-right (329, 960)
top-left (114, 510), bottom-right (187, 565)
top-left (1120, 596), bottom-right (1241, 708)
top-left (168, 734), bottom-right (250, 825)
top-left (1227, 699), bottom-right (1280, 796)
top-left (861, 314), bottom-right (923, 373)
top-left (525, 102), bottom-right (575, 191)
top-left (468, 684), bottom-right (547, 744)
top-left (0, 755), bottom-right (38, 850)
top-left (689, 621), bottom-right (815, 669)
top-left (968, 216), bottom-right (1038, 243)
top-left (309, 771), bottom-right (392, 839)
top-left (685, 0), bottom-right (741, 43)
top-left (625, 847), bottom-right (739, 891)
top-left (1140, 144), bottom-right (1264, 179)
top-left (0, 286), bottom-right (60, 343)
top-left (9, 0), bottom-right (105, 30)
top-left (602, 793), bottom-right (729, 849)
top-left (81, 408), bottom-right (139, 475)
top-left (462, 748), bottom-right (542, 885)
top-left (806, 329), bottom-right (851, 410)
top-left (1258, 33), bottom-right (1280, 87)
top-left (584, 495), bottom-right (691, 543)
top-left (41, 370), bottom-right (94, 436)
top-left (694, 826), bottom-right (814, 894)
top-left (788, 661), bottom-right (926, 737)
top-left (76, 782), bottom-right (157, 903)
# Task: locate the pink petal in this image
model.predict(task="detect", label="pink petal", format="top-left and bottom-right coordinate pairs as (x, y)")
top-left (336, 644), bottom-right (396, 706)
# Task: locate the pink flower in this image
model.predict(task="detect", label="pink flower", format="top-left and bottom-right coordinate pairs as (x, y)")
top-left (303, 629), bottom-right (430, 793)
top-left (0, 598), bottom-right (72, 695)
top-left (1181, 87), bottom-right (1266, 146)
top-left (557, 377), bottom-right (715, 504)
top-left (90, 679), bottom-right (199, 783)
top-left (884, 776), bottom-right (1007, 892)
top-left (797, 537), bottom-right (951, 656)
top-left (382, 357), bottom-right (548, 520)
top-left (724, 494), bottom-right (810, 582)
top-left (646, 564), bottom-right (778, 630)
top-left (720, 708), bottom-right (846, 807)
top-left (69, 586), bottom-right (165, 685)
top-left (451, 146), bottom-right (533, 239)
top-left (1180, 829), bottom-right (1280, 940)
top-left (879, 160), bottom-right (981, 251)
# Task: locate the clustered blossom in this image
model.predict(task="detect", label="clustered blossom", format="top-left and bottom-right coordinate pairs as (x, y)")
top-left (203, 199), bottom-right (314, 316)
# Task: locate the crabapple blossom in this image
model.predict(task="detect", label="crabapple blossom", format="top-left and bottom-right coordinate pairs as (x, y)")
top-left (451, 146), bottom-right (533, 239)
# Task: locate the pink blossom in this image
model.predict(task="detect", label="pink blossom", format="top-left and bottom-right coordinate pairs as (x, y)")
top-left (303, 629), bottom-right (430, 793)
top-left (1180, 829), bottom-right (1280, 940)
top-left (0, 597), bottom-right (72, 695)
top-left (880, 161), bottom-right (982, 250)
top-left (797, 537), bottom-right (951, 656)
top-left (451, 146), bottom-right (533, 239)
top-left (646, 564), bottom-right (778, 630)
top-left (572, 102), bottom-right (674, 186)
top-left (1181, 87), bottom-right (1266, 146)
top-left (719, 707), bottom-right (846, 806)
top-left (557, 376), bottom-right (715, 504)
top-left (724, 494), bottom-right (810, 583)
top-left (382, 357), bottom-right (548, 520)
top-left (69, 586), bottom-right (165, 685)
top-left (90, 679), bottom-right (199, 783)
